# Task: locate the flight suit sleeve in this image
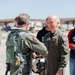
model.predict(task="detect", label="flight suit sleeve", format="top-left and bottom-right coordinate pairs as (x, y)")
top-left (22, 34), bottom-right (48, 56)
top-left (58, 34), bottom-right (69, 71)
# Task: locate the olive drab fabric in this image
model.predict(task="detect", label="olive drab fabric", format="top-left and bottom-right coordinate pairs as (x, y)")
top-left (6, 29), bottom-right (31, 75)
top-left (44, 29), bottom-right (69, 75)
top-left (20, 32), bottom-right (48, 56)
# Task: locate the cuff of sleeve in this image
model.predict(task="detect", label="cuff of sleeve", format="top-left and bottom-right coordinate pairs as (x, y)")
top-left (58, 67), bottom-right (63, 71)
top-left (42, 51), bottom-right (48, 56)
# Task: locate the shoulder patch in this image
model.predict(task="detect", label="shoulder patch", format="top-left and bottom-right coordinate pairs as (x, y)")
top-left (51, 38), bottom-right (56, 42)
top-left (62, 35), bottom-right (68, 41)
top-left (32, 36), bottom-right (38, 41)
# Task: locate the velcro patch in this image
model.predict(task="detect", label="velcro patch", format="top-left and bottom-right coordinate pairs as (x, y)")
top-left (32, 36), bottom-right (38, 41)
top-left (62, 36), bottom-right (68, 41)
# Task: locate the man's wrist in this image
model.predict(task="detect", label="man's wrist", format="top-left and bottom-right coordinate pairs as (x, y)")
top-left (58, 67), bottom-right (63, 71)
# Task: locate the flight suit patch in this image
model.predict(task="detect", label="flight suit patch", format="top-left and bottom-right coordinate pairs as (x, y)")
top-left (32, 36), bottom-right (38, 41)
top-left (45, 37), bottom-right (50, 42)
top-left (51, 38), bottom-right (56, 42)
top-left (62, 36), bottom-right (68, 41)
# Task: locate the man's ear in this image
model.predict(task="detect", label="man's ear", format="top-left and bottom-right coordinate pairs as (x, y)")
top-left (57, 21), bottom-right (60, 25)
top-left (46, 22), bottom-right (48, 25)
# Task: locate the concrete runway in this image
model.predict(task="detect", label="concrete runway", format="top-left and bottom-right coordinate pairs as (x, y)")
top-left (0, 32), bottom-right (70, 75)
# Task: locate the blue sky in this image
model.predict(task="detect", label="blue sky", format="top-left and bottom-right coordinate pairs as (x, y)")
top-left (0, 0), bottom-right (75, 19)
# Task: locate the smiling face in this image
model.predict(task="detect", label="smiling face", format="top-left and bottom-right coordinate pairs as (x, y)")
top-left (46, 15), bottom-right (60, 33)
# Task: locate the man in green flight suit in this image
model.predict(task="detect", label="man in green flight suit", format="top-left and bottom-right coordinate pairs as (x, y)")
top-left (43, 15), bottom-right (69, 75)
top-left (6, 14), bottom-right (48, 75)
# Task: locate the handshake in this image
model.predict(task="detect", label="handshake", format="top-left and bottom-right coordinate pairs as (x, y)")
top-left (33, 52), bottom-right (43, 59)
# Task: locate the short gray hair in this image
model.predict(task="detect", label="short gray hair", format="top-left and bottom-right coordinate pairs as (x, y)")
top-left (16, 14), bottom-right (30, 25)
top-left (19, 14), bottom-right (30, 23)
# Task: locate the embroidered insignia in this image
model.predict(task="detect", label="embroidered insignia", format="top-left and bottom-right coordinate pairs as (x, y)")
top-left (33, 36), bottom-right (38, 41)
top-left (45, 37), bottom-right (50, 41)
top-left (51, 38), bottom-right (56, 42)
top-left (62, 36), bottom-right (68, 41)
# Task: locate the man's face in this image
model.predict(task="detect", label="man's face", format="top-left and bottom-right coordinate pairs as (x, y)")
top-left (47, 17), bottom-right (58, 31)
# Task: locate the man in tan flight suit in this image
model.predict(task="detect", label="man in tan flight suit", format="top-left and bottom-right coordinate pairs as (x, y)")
top-left (6, 14), bottom-right (48, 75)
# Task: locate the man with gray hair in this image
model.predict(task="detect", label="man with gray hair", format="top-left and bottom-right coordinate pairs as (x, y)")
top-left (6, 13), bottom-right (48, 75)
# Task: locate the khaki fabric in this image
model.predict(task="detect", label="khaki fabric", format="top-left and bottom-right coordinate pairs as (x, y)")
top-left (6, 27), bottom-right (48, 75)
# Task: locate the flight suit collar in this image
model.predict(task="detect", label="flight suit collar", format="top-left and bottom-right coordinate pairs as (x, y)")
top-left (51, 28), bottom-right (60, 36)
top-left (45, 28), bottom-right (60, 42)
top-left (49, 29), bottom-right (60, 42)
top-left (11, 26), bottom-right (27, 32)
